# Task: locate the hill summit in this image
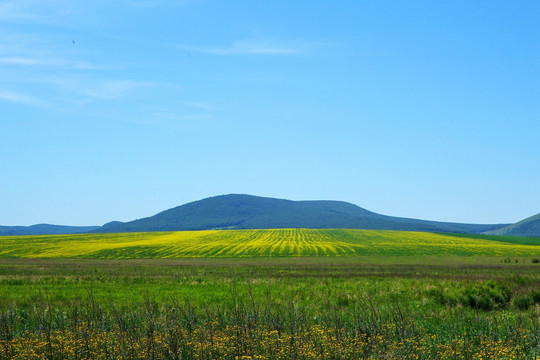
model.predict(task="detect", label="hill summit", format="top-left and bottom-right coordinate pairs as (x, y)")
top-left (97, 194), bottom-right (507, 234)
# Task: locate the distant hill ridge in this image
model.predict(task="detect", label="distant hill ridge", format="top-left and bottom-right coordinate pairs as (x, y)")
top-left (3, 194), bottom-right (539, 236)
top-left (485, 212), bottom-right (540, 237)
top-left (97, 194), bottom-right (509, 234)
top-left (0, 224), bottom-right (99, 236)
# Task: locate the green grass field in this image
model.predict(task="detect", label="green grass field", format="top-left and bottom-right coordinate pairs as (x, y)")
top-left (1, 228), bottom-right (539, 258)
top-left (1, 257), bottom-right (540, 359)
top-left (1, 230), bottom-right (540, 359)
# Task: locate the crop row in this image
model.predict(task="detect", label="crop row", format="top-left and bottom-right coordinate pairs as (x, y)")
top-left (1, 229), bottom-right (539, 258)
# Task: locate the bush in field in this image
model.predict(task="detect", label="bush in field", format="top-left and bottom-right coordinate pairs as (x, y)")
top-left (462, 281), bottom-right (511, 311)
top-left (429, 281), bottom-right (511, 311)
top-left (532, 258), bottom-right (540, 264)
top-left (532, 290), bottom-right (540, 304)
top-left (512, 294), bottom-right (534, 310)
top-left (429, 279), bottom-right (540, 312)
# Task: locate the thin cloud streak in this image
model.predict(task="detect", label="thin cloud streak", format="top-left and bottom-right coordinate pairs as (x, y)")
top-left (0, 57), bottom-right (42, 65)
top-left (0, 1), bottom-right (37, 21)
top-left (0, 56), bottom-right (107, 70)
top-left (125, 0), bottom-right (195, 8)
top-left (82, 80), bottom-right (158, 100)
top-left (154, 111), bottom-right (211, 122)
top-left (0, 0), bottom-right (74, 22)
top-left (177, 40), bottom-right (302, 56)
top-left (0, 90), bottom-right (49, 107)
top-left (181, 101), bottom-right (230, 112)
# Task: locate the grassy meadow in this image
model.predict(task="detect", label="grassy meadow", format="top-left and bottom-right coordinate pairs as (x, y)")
top-left (1, 230), bottom-right (540, 359)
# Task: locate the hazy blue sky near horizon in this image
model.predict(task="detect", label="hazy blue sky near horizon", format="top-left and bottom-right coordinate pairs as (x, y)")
top-left (1, 1), bottom-right (539, 226)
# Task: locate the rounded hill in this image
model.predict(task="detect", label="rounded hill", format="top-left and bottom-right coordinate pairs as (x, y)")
top-left (97, 194), bottom-right (507, 234)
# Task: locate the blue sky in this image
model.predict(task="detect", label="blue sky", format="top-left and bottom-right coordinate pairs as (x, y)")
top-left (1, 1), bottom-right (539, 226)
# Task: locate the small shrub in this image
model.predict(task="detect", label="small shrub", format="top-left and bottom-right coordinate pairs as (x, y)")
top-left (466, 292), bottom-right (495, 311)
top-left (532, 258), bottom-right (539, 264)
top-left (427, 287), bottom-right (460, 307)
top-left (336, 293), bottom-right (351, 307)
top-left (513, 294), bottom-right (534, 310)
top-left (429, 282), bottom-right (511, 311)
top-left (531, 290), bottom-right (540, 304)
top-left (511, 276), bottom-right (531, 286)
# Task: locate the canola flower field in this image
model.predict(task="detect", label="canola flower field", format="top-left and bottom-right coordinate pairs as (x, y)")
top-left (1, 228), bottom-right (539, 258)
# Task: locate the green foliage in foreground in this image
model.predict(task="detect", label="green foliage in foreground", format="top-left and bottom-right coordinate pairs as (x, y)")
top-left (1, 229), bottom-right (540, 258)
top-left (0, 258), bottom-right (540, 359)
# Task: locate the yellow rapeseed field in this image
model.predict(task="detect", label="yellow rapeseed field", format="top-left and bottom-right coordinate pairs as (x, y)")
top-left (0, 229), bottom-right (539, 258)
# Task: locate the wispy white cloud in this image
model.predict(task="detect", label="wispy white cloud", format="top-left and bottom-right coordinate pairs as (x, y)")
top-left (1, 66), bottom-right (161, 103)
top-left (0, 0), bottom-right (193, 23)
top-left (0, 90), bottom-right (49, 107)
top-left (124, 0), bottom-right (195, 8)
top-left (177, 40), bottom-right (303, 56)
top-left (181, 101), bottom-right (230, 112)
top-left (145, 102), bottom-right (222, 125)
top-left (154, 110), bottom-right (211, 122)
top-left (0, 0), bottom-right (74, 21)
top-left (0, 1), bottom-right (37, 21)
top-left (0, 57), bottom-right (41, 65)
top-left (82, 80), bottom-right (157, 99)
top-left (0, 75), bottom-right (160, 112)
top-left (0, 56), bottom-right (106, 70)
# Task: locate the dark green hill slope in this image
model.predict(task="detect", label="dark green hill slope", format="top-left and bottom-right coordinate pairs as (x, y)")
top-left (485, 213), bottom-right (540, 237)
top-left (97, 194), bottom-right (508, 234)
top-left (0, 224), bottom-right (99, 236)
